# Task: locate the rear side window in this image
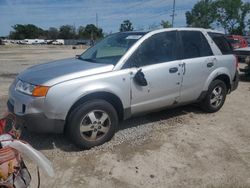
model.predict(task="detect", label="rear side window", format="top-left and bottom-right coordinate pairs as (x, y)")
top-left (208, 32), bottom-right (233, 55)
top-left (180, 31), bottom-right (213, 59)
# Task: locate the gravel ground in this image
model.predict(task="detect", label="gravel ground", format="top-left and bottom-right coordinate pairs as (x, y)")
top-left (0, 45), bottom-right (250, 188)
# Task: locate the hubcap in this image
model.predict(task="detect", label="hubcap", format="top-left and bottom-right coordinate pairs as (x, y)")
top-left (210, 86), bottom-right (224, 108)
top-left (80, 110), bottom-right (111, 141)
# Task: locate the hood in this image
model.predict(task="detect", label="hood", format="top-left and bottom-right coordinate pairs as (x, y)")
top-left (18, 58), bottom-right (114, 86)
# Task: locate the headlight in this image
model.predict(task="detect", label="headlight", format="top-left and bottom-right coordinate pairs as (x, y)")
top-left (15, 80), bottom-right (49, 97)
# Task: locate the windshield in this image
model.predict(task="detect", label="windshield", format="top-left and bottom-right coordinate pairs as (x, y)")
top-left (79, 32), bottom-right (145, 65)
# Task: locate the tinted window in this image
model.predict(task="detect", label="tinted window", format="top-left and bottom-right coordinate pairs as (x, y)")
top-left (180, 31), bottom-right (213, 59)
top-left (208, 32), bottom-right (233, 55)
top-left (126, 31), bottom-right (179, 67)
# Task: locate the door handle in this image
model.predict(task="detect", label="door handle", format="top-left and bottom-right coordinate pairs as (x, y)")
top-left (207, 62), bottom-right (214, 68)
top-left (169, 67), bottom-right (178, 73)
top-left (182, 62), bottom-right (186, 75)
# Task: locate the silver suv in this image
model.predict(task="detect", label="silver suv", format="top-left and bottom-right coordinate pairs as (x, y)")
top-left (8, 28), bottom-right (239, 149)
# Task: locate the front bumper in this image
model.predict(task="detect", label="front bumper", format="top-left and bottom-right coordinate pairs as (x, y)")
top-left (7, 81), bottom-right (65, 133)
top-left (7, 101), bottom-right (65, 133)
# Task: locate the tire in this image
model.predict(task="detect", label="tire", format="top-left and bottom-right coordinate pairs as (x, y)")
top-left (201, 80), bottom-right (227, 113)
top-left (67, 99), bottom-right (118, 149)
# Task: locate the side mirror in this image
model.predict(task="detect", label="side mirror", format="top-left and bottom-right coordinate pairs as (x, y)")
top-left (134, 69), bottom-right (148, 86)
top-left (75, 55), bottom-right (80, 59)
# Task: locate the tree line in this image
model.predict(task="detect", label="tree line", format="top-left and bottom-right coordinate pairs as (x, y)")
top-left (186, 0), bottom-right (250, 35)
top-left (9, 24), bottom-right (103, 40)
top-left (8, 20), bottom-right (141, 40)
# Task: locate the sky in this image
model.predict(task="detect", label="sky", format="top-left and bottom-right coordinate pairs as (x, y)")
top-left (0, 0), bottom-right (201, 36)
top-left (0, 0), bottom-right (227, 36)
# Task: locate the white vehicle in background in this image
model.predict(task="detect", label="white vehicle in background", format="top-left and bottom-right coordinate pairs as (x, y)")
top-left (23, 39), bottom-right (46, 45)
top-left (52, 39), bottom-right (64, 45)
top-left (32, 39), bottom-right (46, 45)
top-left (23, 39), bottom-right (32, 44)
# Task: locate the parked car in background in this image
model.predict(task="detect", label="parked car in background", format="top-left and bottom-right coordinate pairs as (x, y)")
top-left (8, 28), bottom-right (239, 149)
top-left (52, 39), bottom-right (64, 45)
top-left (244, 36), bottom-right (250, 47)
top-left (32, 39), bottom-right (46, 45)
top-left (226, 35), bottom-right (248, 49)
top-left (22, 39), bottom-right (46, 45)
top-left (234, 47), bottom-right (250, 75)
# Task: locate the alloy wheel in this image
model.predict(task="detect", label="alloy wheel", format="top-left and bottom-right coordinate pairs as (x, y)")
top-left (210, 86), bottom-right (224, 108)
top-left (79, 110), bottom-right (111, 141)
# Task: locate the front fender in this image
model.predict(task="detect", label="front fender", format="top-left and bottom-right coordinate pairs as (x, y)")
top-left (43, 70), bottom-right (131, 120)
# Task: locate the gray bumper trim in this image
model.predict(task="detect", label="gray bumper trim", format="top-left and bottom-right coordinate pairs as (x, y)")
top-left (7, 100), bottom-right (65, 133)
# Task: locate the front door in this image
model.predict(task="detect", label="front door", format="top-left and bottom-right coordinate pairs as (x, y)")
top-left (128, 31), bottom-right (182, 114)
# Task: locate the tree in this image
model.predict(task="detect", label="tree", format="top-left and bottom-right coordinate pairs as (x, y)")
top-left (120, 20), bottom-right (134, 32)
top-left (9, 24), bottom-right (45, 39)
top-left (248, 19), bottom-right (250, 32)
top-left (185, 0), bottom-right (217, 28)
top-left (83, 24), bottom-right (103, 40)
top-left (58, 25), bottom-right (76, 39)
top-left (46, 27), bottom-right (59, 39)
top-left (160, 20), bottom-right (172, 28)
top-left (215, 0), bottom-right (250, 34)
top-left (78, 26), bottom-right (86, 39)
top-left (239, 3), bottom-right (250, 34)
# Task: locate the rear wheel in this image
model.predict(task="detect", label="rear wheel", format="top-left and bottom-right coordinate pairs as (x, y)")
top-left (201, 80), bottom-right (227, 113)
top-left (67, 99), bottom-right (118, 149)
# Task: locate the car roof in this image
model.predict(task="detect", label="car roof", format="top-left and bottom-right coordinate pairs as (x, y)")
top-left (145, 28), bottom-right (225, 36)
top-left (125, 28), bottom-right (224, 35)
top-left (119, 31), bottom-right (148, 35)
top-left (121, 28), bottom-right (224, 34)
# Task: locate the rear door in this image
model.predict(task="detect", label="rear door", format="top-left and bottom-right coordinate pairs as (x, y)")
top-left (178, 30), bottom-right (216, 103)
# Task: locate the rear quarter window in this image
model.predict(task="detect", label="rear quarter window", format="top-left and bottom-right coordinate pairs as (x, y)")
top-left (208, 32), bottom-right (233, 55)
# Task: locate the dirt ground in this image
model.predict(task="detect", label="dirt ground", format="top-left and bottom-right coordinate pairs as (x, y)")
top-left (0, 45), bottom-right (250, 188)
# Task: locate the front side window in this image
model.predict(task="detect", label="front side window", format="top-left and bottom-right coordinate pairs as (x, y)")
top-left (180, 31), bottom-right (213, 59)
top-left (126, 31), bottom-right (179, 68)
top-left (80, 32), bottom-right (145, 65)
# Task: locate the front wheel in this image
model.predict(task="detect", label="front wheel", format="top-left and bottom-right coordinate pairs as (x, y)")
top-left (67, 99), bottom-right (118, 149)
top-left (201, 80), bottom-right (227, 113)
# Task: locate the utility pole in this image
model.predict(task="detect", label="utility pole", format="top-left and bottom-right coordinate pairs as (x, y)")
top-left (171, 0), bottom-right (176, 27)
top-left (96, 13), bottom-right (98, 28)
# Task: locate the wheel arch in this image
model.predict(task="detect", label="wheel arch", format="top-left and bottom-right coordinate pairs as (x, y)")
top-left (66, 91), bottom-right (125, 123)
top-left (203, 68), bottom-right (232, 93)
top-left (212, 74), bottom-right (231, 92)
